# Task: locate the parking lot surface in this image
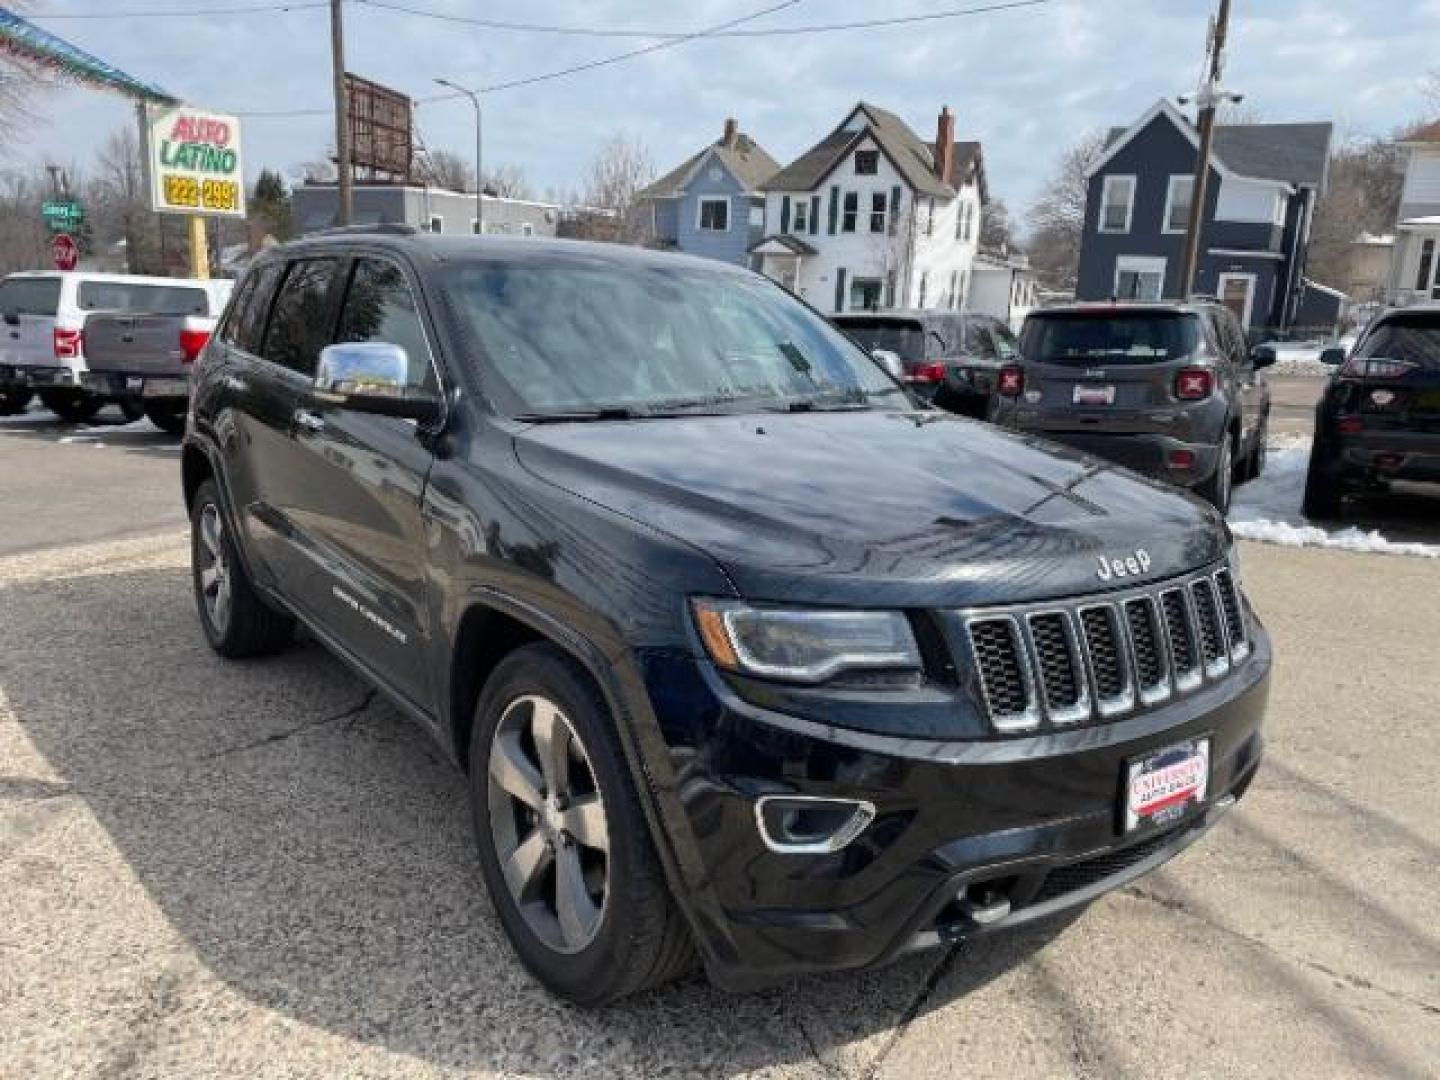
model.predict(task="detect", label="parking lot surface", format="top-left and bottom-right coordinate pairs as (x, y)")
top-left (1, 412), bottom-right (1437, 1079)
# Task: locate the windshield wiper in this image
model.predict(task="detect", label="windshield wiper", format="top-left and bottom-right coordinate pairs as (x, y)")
top-left (513, 407), bottom-right (643, 423)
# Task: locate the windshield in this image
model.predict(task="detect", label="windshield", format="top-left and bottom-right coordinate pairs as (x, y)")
top-left (834, 318), bottom-right (928, 360)
top-left (1021, 311), bottom-right (1200, 366)
top-left (443, 260), bottom-right (908, 415)
top-left (77, 281), bottom-right (211, 316)
top-left (1356, 313), bottom-right (1440, 372)
top-left (0, 277), bottom-right (61, 317)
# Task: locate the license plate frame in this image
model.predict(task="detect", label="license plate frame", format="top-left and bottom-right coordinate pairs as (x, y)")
top-left (1073, 384), bottom-right (1116, 406)
top-left (1123, 737), bottom-right (1210, 834)
top-left (142, 378), bottom-right (190, 398)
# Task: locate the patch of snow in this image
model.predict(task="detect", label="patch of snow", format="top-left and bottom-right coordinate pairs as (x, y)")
top-left (1228, 436), bottom-right (1440, 558)
top-left (1261, 341), bottom-right (1337, 378)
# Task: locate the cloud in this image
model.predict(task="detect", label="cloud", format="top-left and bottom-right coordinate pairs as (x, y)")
top-left (3, 0), bottom-right (1435, 221)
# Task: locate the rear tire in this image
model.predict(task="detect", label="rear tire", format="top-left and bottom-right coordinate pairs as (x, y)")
top-left (469, 643), bottom-right (695, 1004)
top-left (1197, 433), bottom-right (1234, 513)
top-left (118, 396), bottom-right (146, 423)
top-left (1302, 443), bottom-right (1344, 520)
top-left (0, 387), bottom-right (31, 415)
top-left (190, 479), bottom-right (294, 658)
top-left (144, 401), bottom-right (187, 436)
top-left (39, 389), bottom-right (100, 423)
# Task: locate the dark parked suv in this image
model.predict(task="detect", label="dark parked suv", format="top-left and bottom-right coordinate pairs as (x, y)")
top-left (831, 310), bottom-right (1020, 418)
top-left (992, 302), bottom-right (1274, 511)
top-left (1304, 307), bottom-right (1440, 517)
top-left (182, 229), bottom-right (1271, 1003)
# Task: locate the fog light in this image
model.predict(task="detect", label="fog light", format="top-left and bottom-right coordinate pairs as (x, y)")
top-left (754, 795), bottom-right (876, 855)
top-left (1167, 449), bottom-right (1196, 469)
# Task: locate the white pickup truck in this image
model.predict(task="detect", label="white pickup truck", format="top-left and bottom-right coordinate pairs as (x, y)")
top-left (0, 272), bottom-right (232, 425)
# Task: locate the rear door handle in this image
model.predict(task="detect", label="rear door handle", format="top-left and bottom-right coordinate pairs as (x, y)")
top-left (293, 408), bottom-right (326, 435)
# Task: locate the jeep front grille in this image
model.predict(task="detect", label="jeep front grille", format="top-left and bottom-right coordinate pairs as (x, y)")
top-left (962, 562), bottom-right (1250, 733)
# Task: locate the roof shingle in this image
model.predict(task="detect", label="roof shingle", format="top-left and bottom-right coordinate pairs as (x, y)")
top-left (764, 102), bottom-right (961, 199)
top-left (638, 128), bottom-right (780, 198)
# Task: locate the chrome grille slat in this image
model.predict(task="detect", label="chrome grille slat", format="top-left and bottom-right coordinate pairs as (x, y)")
top-left (961, 560), bottom-right (1251, 732)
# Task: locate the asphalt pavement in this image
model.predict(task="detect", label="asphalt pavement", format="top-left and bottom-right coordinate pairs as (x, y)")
top-left (1, 406), bottom-right (1437, 1079)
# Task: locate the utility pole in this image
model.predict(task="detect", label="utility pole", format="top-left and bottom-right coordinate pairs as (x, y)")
top-left (330, 0), bottom-right (353, 225)
top-left (434, 78), bottom-right (483, 234)
top-left (1178, 0), bottom-right (1238, 301)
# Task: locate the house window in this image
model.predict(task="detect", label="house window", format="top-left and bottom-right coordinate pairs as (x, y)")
top-left (926, 198), bottom-right (936, 237)
top-left (1114, 255), bottom-right (1166, 301)
top-left (470, 218), bottom-right (480, 235)
top-left (1099, 175), bottom-right (1135, 233)
top-left (870, 193), bottom-right (887, 233)
top-left (918, 271), bottom-right (929, 307)
top-left (697, 197), bottom-right (729, 231)
top-left (1417, 239), bottom-right (1435, 293)
top-left (955, 200), bottom-right (973, 242)
top-left (855, 150), bottom-right (879, 175)
top-left (849, 277), bottom-right (883, 310)
top-left (1163, 175), bottom-right (1194, 233)
top-left (949, 270), bottom-right (959, 309)
top-left (793, 199), bottom-right (809, 233)
top-left (842, 192), bottom-right (858, 233)
top-left (428, 214), bottom-right (444, 234)
top-left (521, 222), bottom-right (534, 237)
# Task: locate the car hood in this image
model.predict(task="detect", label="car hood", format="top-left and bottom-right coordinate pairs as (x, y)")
top-left (513, 410), bottom-right (1229, 607)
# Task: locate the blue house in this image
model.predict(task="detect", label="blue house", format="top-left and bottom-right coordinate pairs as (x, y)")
top-left (635, 119), bottom-right (780, 266)
top-left (1076, 99), bottom-right (1333, 333)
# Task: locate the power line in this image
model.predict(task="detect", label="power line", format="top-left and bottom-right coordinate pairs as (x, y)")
top-left (236, 0), bottom-right (803, 117)
top-left (355, 0), bottom-right (1050, 40)
top-left (27, 1), bottom-right (324, 16)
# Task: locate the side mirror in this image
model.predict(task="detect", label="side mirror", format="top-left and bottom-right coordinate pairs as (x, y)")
top-left (1319, 346), bottom-right (1346, 366)
top-left (1249, 345), bottom-right (1277, 370)
top-left (871, 348), bottom-right (906, 382)
top-left (314, 342), bottom-right (442, 422)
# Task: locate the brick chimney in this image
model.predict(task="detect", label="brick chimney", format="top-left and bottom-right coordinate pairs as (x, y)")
top-left (935, 106), bottom-right (955, 186)
top-left (722, 117), bottom-right (739, 148)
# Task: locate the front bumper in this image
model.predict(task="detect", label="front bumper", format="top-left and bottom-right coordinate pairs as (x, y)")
top-left (1008, 428), bottom-right (1221, 488)
top-left (634, 626), bottom-right (1269, 990)
top-left (0, 364), bottom-right (82, 389)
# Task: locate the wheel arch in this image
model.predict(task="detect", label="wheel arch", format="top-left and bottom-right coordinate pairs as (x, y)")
top-left (182, 439), bottom-right (215, 511)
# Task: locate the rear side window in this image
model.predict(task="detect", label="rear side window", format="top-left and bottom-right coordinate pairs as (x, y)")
top-left (989, 323), bottom-right (1019, 360)
top-left (335, 257), bottom-right (436, 390)
top-left (1020, 312), bottom-right (1200, 366)
top-left (0, 277), bottom-right (61, 317)
top-left (227, 262), bottom-right (283, 354)
top-left (1356, 313), bottom-right (1440, 371)
top-left (77, 281), bottom-right (210, 316)
top-left (261, 259), bottom-right (341, 376)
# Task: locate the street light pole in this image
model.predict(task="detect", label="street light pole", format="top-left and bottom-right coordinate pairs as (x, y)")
top-left (435, 78), bottom-right (483, 235)
top-left (331, 0), bottom-right (353, 225)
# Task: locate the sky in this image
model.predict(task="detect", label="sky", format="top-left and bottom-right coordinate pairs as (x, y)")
top-left (4, 0), bottom-right (1439, 218)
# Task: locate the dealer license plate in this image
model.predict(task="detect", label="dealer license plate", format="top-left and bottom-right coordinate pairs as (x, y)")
top-left (1073, 384), bottom-right (1116, 406)
top-left (1124, 737), bottom-right (1209, 833)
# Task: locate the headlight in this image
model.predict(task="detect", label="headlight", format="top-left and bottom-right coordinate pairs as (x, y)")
top-left (691, 599), bottom-right (921, 684)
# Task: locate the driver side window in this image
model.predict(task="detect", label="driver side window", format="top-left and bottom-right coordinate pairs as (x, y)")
top-left (335, 257), bottom-right (438, 392)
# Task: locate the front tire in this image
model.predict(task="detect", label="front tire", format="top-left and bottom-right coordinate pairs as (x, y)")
top-left (190, 479), bottom-right (294, 657)
top-left (39, 389), bottom-right (100, 423)
top-left (1198, 433), bottom-right (1234, 513)
top-left (0, 387), bottom-right (31, 415)
top-left (469, 643), bottom-right (694, 1004)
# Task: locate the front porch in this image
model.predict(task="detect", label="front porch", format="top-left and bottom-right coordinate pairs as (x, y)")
top-left (749, 235), bottom-right (817, 297)
top-left (1388, 218), bottom-right (1440, 306)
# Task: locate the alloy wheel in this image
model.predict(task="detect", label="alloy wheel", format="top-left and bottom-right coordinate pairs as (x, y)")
top-left (487, 694), bottom-right (610, 955)
top-left (196, 503), bottom-right (232, 635)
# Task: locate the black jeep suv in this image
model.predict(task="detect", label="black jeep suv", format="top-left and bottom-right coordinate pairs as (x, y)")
top-left (992, 302), bottom-right (1274, 512)
top-left (182, 229), bottom-right (1270, 1003)
top-left (1304, 306), bottom-right (1440, 517)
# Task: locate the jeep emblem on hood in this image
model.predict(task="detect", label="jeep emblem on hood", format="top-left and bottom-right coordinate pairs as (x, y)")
top-left (1096, 548), bottom-right (1152, 582)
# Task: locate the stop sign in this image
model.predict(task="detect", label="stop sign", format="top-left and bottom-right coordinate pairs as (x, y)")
top-left (51, 233), bottom-right (78, 272)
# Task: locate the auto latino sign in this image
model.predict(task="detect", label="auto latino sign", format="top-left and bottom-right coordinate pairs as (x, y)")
top-left (147, 105), bottom-right (245, 218)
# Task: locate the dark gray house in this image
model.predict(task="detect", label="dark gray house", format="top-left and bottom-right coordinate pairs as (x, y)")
top-left (1076, 99), bottom-right (1333, 333)
top-left (635, 119), bottom-right (780, 267)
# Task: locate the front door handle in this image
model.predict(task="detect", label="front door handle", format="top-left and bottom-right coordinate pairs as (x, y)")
top-left (293, 408), bottom-right (326, 435)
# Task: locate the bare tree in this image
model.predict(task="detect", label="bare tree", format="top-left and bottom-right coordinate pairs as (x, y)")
top-left (1024, 130), bottom-right (1107, 291)
top-left (483, 163), bottom-right (532, 200)
top-left (582, 132), bottom-right (655, 242)
top-left (425, 148), bottom-right (474, 193)
top-left (1306, 134), bottom-right (1406, 296)
top-left (0, 168), bottom-right (51, 272)
top-left (0, 2), bottom-right (53, 149)
top-left (980, 197), bottom-right (1016, 253)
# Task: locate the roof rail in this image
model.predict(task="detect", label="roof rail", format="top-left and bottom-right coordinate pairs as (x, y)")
top-left (309, 222), bottom-right (418, 238)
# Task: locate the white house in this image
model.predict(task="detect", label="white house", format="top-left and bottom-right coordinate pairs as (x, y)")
top-left (751, 103), bottom-right (986, 313)
top-left (969, 248), bottom-right (1038, 331)
top-left (1386, 121), bottom-right (1440, 306)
